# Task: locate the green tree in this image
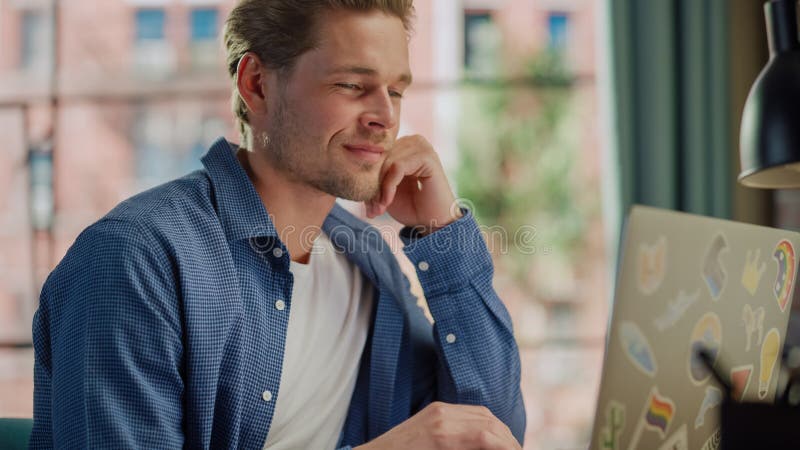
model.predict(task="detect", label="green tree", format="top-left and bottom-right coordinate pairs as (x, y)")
top-left (456, 51), bottom-right (591, 295)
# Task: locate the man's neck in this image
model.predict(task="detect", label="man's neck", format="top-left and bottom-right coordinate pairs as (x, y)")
top-left (236, 147), bottom-right (336, 264)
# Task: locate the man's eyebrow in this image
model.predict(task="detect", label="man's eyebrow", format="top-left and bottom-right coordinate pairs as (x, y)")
top-left (327, 65), bottom-right (413, 85)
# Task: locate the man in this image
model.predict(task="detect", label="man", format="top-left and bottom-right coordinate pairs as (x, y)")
top-left (30, 0), bottom-right (526, 448)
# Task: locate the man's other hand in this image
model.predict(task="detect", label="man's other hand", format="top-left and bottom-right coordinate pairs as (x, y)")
top-left (353, 401), bottom-right (522, 450)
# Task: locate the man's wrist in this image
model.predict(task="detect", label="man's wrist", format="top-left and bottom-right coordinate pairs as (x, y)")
top-left (415, 210), bottom-right (465, 237)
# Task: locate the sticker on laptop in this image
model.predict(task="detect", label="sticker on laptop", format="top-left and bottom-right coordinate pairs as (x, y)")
top-left (700, 428), bottom-right (721, 450)
top-left (653, 289), bottom-right (700, 332)
top-left (628, 386), bottom-right (676, 449)
top-left (773, 239), bottom-right (796, 312)
top-left (619, 321), bottom-right (657, 377)
top-left (657, 423), bottom-right (688, 450)
top-left (688, 312), bottom-right (723, 385)
top-left (758, 328), bottom-right (781, 400)
top-left (638, 235), bottom-right (667, 295)
top-left (742, 304), bottom-right (765, 352)
top-left (703, 233), bottom-right (729, 300)
top-left (730, 364), bottom-right (754, 402)
top-left (741, 248), bottom-right (766, 296)
top-left (598, 400), bottom-right (625, 450)
top-left (694, 386), bottom-right (722, 429)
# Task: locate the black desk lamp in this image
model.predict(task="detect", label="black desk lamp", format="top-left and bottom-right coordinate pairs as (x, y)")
top-left (731, 9), bottom-right (800, 450)
top-left (739, 0), bottom-right (800, 188)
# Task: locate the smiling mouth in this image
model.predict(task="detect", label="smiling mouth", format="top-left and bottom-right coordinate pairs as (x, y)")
top-left (343, 144), bottom-right (385, 164)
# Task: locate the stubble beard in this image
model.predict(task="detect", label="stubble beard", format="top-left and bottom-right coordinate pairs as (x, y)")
top-left (257, 94), bottom-right (382, 202)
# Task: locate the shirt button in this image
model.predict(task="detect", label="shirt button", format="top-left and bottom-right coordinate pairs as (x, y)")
top-left (418, 261), bottom-right (430, 272)
top-left (273, 248), bottom-right (284, 258)
top-left (446, 333), bottom-right (456, 344)
top-left (262, 390), bottom-right (273, 402)
top-left (275, 299), bottom-right (286, 311)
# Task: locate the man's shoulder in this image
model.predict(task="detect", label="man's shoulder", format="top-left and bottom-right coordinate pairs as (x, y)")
top-left (105, 170), bottom-right (216, 230)
top-left (64, 170), bottom-right (223, 266)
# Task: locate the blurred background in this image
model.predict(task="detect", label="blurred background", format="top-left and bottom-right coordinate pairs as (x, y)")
top-left (0, 0), bottom-right (794, 448)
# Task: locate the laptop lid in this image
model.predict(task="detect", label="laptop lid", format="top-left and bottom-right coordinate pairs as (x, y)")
top-left (590, 205), bottom-right (800, 450)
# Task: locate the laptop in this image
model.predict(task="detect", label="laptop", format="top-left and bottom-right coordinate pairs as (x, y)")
top-left (590, 205), bottom-right (800, 450)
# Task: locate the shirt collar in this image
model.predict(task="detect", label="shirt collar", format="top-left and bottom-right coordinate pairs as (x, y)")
top-left (201, 137), bottom-right (277, 241)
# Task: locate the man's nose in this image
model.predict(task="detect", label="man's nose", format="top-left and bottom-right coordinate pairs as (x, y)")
top-left (359, 90), bottom-right (397, 131)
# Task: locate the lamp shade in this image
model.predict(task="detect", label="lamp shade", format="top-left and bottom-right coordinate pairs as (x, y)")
top-left (739, 0), bottom-right (800, 188)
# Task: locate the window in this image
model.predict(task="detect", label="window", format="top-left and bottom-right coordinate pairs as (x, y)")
top-left (463, 11), bottom-right (500, 78)
top-left (136, 9), bottom-right (165, 41)
top-left (20, 9), bottom-right (51, 72)
top-left (133, 8), bottom-right (174, 75)
top-left (190, 8), bottom-right (218, 41)
top-left (547, 13), bottom-right (569, 52)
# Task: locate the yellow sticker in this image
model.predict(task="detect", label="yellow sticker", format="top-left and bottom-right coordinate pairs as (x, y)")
top-left (741, 248), bottom-right (766, 296)
top-left (758, 328), bottom-right (781, 400)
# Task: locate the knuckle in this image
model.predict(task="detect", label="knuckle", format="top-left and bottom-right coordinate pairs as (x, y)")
top-left (490, 421), bottom-right (509, 438)
top-left (428, 402), bottom-right (448, 417)
top-left (477, 429), bottom-right (494, 446)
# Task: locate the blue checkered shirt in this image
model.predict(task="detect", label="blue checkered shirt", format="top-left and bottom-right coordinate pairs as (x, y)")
top-left (31, 137), bottom-right (525, 449)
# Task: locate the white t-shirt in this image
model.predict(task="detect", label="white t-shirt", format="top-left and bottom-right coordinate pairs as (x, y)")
top-left (263, 233), bottom-right (375, 450)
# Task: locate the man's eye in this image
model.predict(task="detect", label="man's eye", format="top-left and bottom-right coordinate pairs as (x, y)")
top-left (336, 83), bottom-right (361, 90)
top-left (389, 90), bottom-right (404, 99)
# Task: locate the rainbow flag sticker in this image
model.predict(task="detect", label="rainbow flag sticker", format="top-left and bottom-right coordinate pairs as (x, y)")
top-left (773, 239), bottom-right (796, 312)
top-left (627, 387), bottom-right (676, 449)
top-left (643, 390), bottom-right (675, 436)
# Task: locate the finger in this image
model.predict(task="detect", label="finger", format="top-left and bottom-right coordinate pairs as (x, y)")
top-left (477, 424), bottom-right (521, 450)
top-left (365, 199), bottom-right (379, 218)
top-left (447, 406), bottom-right (520, 449)
top-left (465, 425), bottom-right (514, 450)
top-left (438, 417), bottom-right (507, 450)
top-left (379, 160), bottom-right (412, 208)
top-left (418, 403), bottom-right (520, 450)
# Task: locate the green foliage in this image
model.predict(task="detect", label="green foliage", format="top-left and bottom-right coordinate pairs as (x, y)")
top-left (455, 52), bottom-right (589, 285)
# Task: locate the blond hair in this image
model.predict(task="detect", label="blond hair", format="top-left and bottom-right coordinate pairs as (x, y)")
top-left (222, 0), bottom-right (415, 145)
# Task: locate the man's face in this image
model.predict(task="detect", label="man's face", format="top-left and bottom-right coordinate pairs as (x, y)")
top-left (258, 8), bottom-right (411, 202)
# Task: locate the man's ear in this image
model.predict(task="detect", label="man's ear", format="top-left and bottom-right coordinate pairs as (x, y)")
top-left (236, 52), bottom-right (269, 117)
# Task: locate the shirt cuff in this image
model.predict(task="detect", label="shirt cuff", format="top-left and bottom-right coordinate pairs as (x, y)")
top-left (400, 209), bottom-right (493, 295)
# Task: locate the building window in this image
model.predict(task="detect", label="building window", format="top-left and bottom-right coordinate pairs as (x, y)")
top-left (20, 9), bottom-right (51, 72)
top-left (136, 9), bottom-right (166, 41)
top-left (190, 8), bottom-right (218, 41)
top-left (189, 8), bottom-right (219, 69)
top-left (463, 11), bottom-right (500, 79)
top-left (547, 13), bottom-right (569, 52)
top-left (133, 8), bottom-right (175, 76)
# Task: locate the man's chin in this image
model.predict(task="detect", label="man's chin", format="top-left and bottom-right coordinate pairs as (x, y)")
top-left (339, 185), bottom-right (380, 203)
top-left (310, 171), bottom-right (379, 203)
